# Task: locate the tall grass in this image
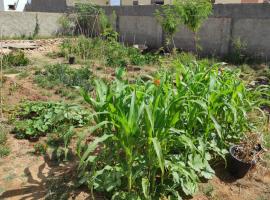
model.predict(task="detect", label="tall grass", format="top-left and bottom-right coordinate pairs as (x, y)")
top-left (77, 58), bottom-right (266, 199)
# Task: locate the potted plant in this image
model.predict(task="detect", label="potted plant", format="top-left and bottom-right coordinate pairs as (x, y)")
top-left (228, 133), bottom-right (266, 178)
top-left (68, 54), bottom-right (75, 64)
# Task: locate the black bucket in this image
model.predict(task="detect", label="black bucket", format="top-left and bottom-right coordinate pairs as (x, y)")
top-left (69, 56), bottom-right (75, 64)
top-left (227, 145), bottom-right (254, 178)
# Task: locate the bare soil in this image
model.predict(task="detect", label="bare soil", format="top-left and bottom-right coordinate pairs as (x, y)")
top-left (0, 39), bottom-right (269, 200)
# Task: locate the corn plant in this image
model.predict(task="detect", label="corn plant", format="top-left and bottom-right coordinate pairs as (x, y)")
top-left (77, 59), bottom-right (264, 199)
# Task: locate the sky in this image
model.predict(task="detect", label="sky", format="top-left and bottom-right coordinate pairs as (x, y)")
top-left (110, 0), bottom-right (121, 6)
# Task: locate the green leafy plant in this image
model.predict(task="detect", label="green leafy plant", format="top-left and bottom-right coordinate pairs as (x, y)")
top-left (228, 37), bottom-right (248, 64)
top-left (48, 126), bottom-right (75, 161)
top-left (176, 0), bottom-right (212, 52)
top-left (34, 64), bottom-right (93, 91)
top-left (14, 102), bottom-right (91, 139)
top-left (3, 50), bottom-right (29, 68)
top-left (155, 4), bottom-right (181, 49)
top-left (74, 3), bottom-right (116, 38)
top-left (58, 14), bottom-right (74, 36)
top-left (77, 58), bottom-right (264, 199)
top-left (60, 37), bottom-right (158, 68)
top-left (33, 142), bottom-right (47, 155)
top-left (0, 125), bottom-right (10, 158)
top-left (156, 0), bottom-right (212, 52)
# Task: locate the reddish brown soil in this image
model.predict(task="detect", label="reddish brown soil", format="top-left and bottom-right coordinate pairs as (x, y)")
top-left (192, 163), bottom-right (270, 200)
top-left (0, 39), bottom-right (269, 200)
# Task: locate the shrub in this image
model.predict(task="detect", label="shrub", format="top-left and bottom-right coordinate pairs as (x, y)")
top-left (227, 37), bottom-right (248, 64)
top-left (77, 59), bottom-right (264, 199)
top-left (0, 125), bottom-right (10, 158)
top-left (156, 0), bottom-right (212, 51)
top-left (60, 37), bottom-right (159, 68)
top-left (57, 15), bottom-right (74, 36)
top-left (3, 50), bottom-right (29, 68)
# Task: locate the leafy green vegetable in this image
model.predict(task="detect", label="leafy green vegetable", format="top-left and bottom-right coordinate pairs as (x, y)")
top-left (14, 102), bottom-right (91, 139)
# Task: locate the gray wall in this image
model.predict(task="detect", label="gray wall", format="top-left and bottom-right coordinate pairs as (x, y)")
top-left (0, 12), bottom-right (62, 37)
top-left (1, 4), bottom-right (270, 59)
top-left (102, 4), bottom-right (270, 59)
top-left (0, 0), bottom-right (4, 11)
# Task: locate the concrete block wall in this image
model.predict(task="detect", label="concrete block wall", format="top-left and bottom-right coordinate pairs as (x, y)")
top-left (0, 12), bottom-right (62, 37)
top-left (103, 4), bottom-right (270, 59)
top-left (1, 4), bottom-right (270, 59)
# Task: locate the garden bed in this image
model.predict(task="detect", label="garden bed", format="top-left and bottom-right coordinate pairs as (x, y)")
top-left (0, 38), bottom-right (269, 200)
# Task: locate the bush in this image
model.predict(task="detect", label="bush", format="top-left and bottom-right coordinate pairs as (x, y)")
top-left (227, 37), bottom-right (248, 64)
top-left (0, 125), bottom-right (10, 158)
top-left (60, 37), bottom-right (159, 68)
top-left (3, 50), bottom-right (30, 68)
top-left (57, 15), bottom-right (74, 36)
top-left (77, 59), bottom-right (265, 199)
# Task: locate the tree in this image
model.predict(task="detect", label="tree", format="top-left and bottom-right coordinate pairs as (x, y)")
top-left (175, 0), bottom-right (212, 53)
top-left (156, 0), bottom-right (212, 53)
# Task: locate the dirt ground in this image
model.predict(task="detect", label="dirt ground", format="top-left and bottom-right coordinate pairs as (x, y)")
top-left (0, 39), bottom-right (269, 200)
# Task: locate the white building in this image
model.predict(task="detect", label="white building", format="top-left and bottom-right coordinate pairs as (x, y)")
top-left (0, 0), bottom-right (29, 11)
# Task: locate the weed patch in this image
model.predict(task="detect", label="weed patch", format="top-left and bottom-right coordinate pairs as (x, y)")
top-left (0, 125), bottom-right (10, 158)
top-left (34, 64), bottom-right (93, 91)
top-left (2, 51), bottom-right (29, 68)
top-left (60, 37), bottom-right (159, 68)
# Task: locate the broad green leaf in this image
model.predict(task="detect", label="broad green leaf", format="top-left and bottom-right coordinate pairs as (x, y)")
top-left (152, 138), bottom-right (164, 176)
top-left (142, 178), bottom-right (150, 199)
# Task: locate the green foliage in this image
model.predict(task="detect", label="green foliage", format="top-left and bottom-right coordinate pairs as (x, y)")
top-left (77, 59), bottom-right (263, 199)
top-left (156, 0), bottom-right (212, 50)
top-left (2, 51), bottom-right (30, 68)
top-left (176, 0), bottom-right (212, 33)
top-left (58, 15), bottom-right (74, 36)
top-left (34, 64), bottom-right (93, 91)
top-left (202, 183), bottom-right (214, 197)
top-left (14, 102), bottom-right (91, 139)
top-left (74, 3), bottom-right (116, 38)
top-left (45, 51), bottom-right (65, 59)
top-left (48, 126), bottom-right (75, 161)
top-left (155, 5), bottom-right (181, 46)
top-left (60, 37), bottom-right (158, 67)
top-left (0, 125), bottom-right (10, 158)
top-left (33, 142), bottom-right (47, 155)
top-left (228, 37), bottom-right (248, 64)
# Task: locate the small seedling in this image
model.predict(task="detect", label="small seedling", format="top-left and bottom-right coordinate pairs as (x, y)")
top-left (202, 183), bottom-right (214, 197)
top-left (33, 143), bottom-right (47, 155)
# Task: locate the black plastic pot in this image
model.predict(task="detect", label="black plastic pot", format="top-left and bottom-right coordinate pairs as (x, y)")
top-left (228, 145), bottom-right (254, 178)
top-left (69, 56), bottom-right (75, 64)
